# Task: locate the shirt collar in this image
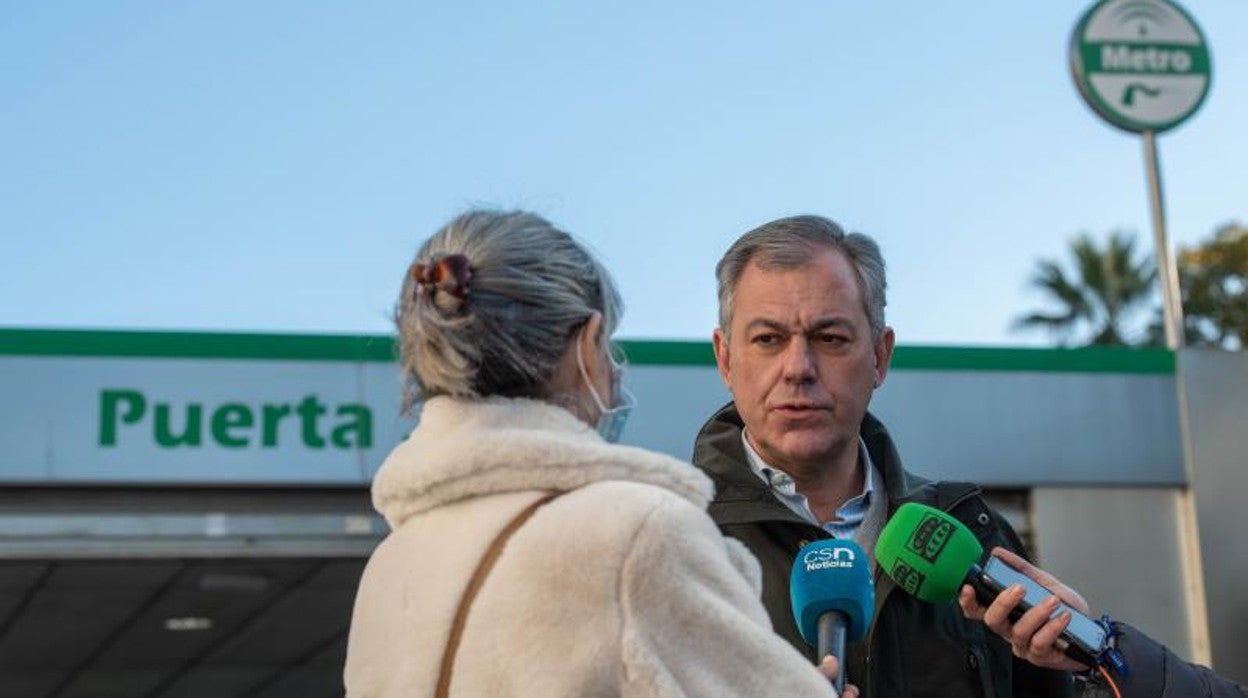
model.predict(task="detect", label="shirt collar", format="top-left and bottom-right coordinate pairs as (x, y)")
top-left (741, 430), bottom-right (875, 513)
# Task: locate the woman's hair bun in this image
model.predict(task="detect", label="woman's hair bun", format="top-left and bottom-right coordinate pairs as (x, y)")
top-left (410, 253), bottom-right (473, 314)
top-left (395, 209), bottom-right (622, 411)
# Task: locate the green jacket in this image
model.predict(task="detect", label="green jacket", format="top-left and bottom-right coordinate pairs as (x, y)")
top-left (692, 403), bottom-right (1074, 698)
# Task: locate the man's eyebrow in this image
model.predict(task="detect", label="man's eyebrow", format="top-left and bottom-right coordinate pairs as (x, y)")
top-left (741, 318), bottom-right (788, 334)
top-left (808, 317), bottom-right (855, 332)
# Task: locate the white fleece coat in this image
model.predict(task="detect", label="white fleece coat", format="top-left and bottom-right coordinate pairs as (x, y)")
top-left (344, 396), bottom-right (833, 697)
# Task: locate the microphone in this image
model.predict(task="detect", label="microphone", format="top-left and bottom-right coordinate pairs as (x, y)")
top-left (789, 539), bottom-right (873, 693)
top-left (874, 502), bottom-right (1107, 667)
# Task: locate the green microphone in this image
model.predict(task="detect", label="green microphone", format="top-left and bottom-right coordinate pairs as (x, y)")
top-left (875, 502), bottom-right (1106, 666)
top-left (874, 502), bottom-right (985, 604)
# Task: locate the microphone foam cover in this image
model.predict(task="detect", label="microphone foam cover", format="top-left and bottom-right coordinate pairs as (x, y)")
top-left (874, 502), bottom-right (984, 604)
top-left (789, 539), bottom-right (873, 646)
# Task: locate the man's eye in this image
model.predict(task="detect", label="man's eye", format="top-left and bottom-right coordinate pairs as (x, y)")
top-left (752, 333), bottom-right (780, 346)
top-left (817, 334), bottom-right (849, 346)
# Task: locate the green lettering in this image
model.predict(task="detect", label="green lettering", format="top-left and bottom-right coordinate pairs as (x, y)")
top-left (296, 395), bottom-right (327, 448)
top-left (155, 403), bottom-right (202, 447)
top-left (211, 403), bottom-right (254, 448)
top-left (331, 405), bottom-right (373, 449)
top-left (99, 389), bottom-right (146, 446)
top-left (262, 404), bottom-right (292, 447)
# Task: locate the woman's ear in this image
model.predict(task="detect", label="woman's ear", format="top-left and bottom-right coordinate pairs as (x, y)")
top-left (577, 311), bottom-right (605, 375)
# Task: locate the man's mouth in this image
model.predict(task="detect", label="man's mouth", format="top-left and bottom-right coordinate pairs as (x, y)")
top-left (770, 402), bottom-right (831, 416)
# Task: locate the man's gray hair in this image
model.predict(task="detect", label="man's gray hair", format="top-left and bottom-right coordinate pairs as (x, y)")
top-left (395, 209), bottom-right (622, 410)
top-left (716, 215), bottom-right (887, 337)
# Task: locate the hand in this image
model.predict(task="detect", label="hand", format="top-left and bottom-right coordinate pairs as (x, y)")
top-left (957, 547), bottom-right (1092, 673)
top-left (817, 655), bottom-right (860, 698)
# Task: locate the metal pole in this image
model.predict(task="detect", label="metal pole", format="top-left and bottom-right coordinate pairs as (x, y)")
top-left (1144, 131), bottom-right (1211, 662)
top-left (1142, 130), bottom-right (1186, 349)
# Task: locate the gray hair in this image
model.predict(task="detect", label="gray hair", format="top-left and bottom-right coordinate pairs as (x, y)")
top-left (396, 209), bottom-right (622, 410)
top-left (716, 215), bottom-right (887, 337)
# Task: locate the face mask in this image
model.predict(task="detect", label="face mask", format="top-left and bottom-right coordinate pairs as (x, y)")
top-left (575, 335), bottom-right (637, 443)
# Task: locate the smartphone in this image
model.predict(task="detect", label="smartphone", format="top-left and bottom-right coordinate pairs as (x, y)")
top-left (979, 557), bottom-right (1106, 662)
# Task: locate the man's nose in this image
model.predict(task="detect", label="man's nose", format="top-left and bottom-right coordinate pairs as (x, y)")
top-left (781, 337), bottom-right (816, 383)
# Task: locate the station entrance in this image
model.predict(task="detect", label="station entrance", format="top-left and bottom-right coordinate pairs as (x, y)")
top-left (0, 487), bottom-right (379, 697)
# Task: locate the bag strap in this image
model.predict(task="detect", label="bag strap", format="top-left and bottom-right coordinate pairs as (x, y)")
top-left (436, 490), bottom-right (568, 698)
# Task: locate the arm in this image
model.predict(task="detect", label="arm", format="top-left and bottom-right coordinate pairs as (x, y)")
top-left (1112, 623), bottom-right (1246, 698)
top-left (617, 492), bottom-right (850, 697)
top-left (960, 548), bottom-right (1247, 698)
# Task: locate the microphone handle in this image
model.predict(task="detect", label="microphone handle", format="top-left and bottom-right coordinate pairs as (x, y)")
top-left (816, 611), bottom-right (848, 693)
top-left (965, 563), bottom-right (1101, 667)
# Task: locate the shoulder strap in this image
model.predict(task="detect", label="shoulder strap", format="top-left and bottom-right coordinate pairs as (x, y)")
top-left (436, 490), bottom-right (568, 698)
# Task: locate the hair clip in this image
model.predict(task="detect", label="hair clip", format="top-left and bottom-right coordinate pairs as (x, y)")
top-left (411, 254), bottom-right (473, 302)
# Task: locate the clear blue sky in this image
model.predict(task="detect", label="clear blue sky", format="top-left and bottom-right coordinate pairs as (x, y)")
top-left (3, 1), bottom-right (1244, 345)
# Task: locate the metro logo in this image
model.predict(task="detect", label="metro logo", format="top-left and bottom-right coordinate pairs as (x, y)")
top-left (99, 389), bottom-right (373, 450)
top-left (906, 513), bottom-right (955, 563)
top-left (1070, 0), bottom-right (1211, 134)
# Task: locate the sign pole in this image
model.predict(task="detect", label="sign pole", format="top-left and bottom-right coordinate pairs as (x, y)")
top-left (1071, 0), bottom-right (1214, 664)
top-left (1141, 130), bottom-right (1185, 349)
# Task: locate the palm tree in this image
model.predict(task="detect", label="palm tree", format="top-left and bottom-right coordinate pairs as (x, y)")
top-left (1015, 232), bottom-right (1157, 346)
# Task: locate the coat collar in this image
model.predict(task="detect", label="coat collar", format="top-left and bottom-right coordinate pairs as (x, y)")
top-left (691, 401), bottom-right (977, 525)
top-left (372, 396), bottom-right (714, 528)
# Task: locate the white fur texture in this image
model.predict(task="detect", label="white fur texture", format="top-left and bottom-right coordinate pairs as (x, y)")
top-left (371, 396), bottom-right (714, 528)
top-left (345, 396), bottom-right (832, 697)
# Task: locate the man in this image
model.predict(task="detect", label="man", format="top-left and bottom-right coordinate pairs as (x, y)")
top-left (692, 215), bottom-right (1073, 697)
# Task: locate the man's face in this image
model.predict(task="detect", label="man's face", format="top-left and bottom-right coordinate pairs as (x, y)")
top-left (713, 248), bottom-right (895, 474)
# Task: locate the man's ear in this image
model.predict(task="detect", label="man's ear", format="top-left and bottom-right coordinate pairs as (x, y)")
top-left (872, 326), bottom-right (896, 388)
top-left (712, 327), bottom-right (732, 389)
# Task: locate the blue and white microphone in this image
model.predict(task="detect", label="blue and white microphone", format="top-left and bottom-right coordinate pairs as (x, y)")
top-left (790, 539), bottom-right (874, 692)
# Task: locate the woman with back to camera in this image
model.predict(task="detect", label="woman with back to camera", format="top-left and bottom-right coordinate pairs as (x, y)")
top-left (343, 209), bottom-right (848, 697)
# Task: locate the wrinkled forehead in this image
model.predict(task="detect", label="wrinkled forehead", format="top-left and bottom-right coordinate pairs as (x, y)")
top-left (738, 249), bottom-right (866, 310)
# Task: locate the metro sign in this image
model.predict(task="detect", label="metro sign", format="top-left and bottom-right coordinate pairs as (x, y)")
top-left (1070, 0), bottom-right (1211, 133)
